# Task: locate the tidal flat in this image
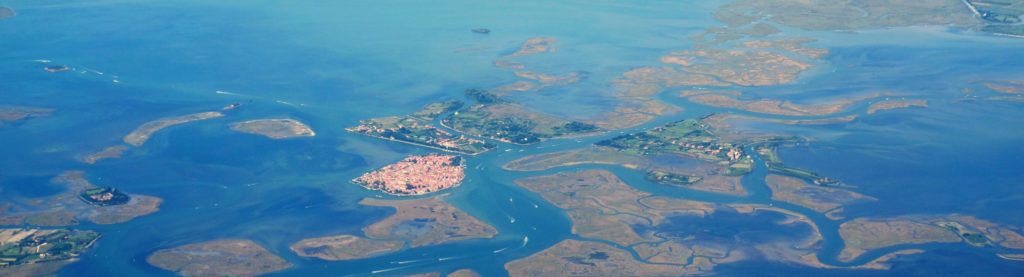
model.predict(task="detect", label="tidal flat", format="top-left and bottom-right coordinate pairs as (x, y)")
top-left (2, 0), bottom-right (1024, 275)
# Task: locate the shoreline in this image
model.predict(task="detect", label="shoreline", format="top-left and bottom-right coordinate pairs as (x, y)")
top-left (346, 130), bottom-right (489, 156)
top-left (352, 156), bottom-right (468, 197)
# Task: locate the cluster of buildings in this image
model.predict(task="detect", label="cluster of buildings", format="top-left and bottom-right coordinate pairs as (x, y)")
top-left (0, 229), bottom-right (99, 267)
top-left (354, 154), bottom-right (465, 196)
top-left (668, 140), bottom-right (744, 161)
top-left (348, 119), bottom-right (489, 153)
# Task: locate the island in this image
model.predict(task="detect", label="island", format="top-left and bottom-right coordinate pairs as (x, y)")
top-left (441, 89), bottom-right (601, 144)
top-left (354, 154), bottom-right (465, 196)
top-left (984, 80), bottom-right (1023, 94)
top-left (596, 118), bottom-right (754, 175)
top-left (147, 239), bottom-right (292, 277)
top-left (0, 171), bottom-right (161, 226)
top-left (0, 106), bottom-right (53, 127)
top-left (0, 7), bottom-right (14, 20)
top-left (290, 196), bottom-right (497, 261)
top-left (512, 170), bottom-right (832, 274)
top-left (0, 228), bottom-right (100, 276)
top-left (838, 215), bottom-right (1024, 262)
top-left (81, 145), bottom-right (128, 164)
top-left (229, 118), bottom-right (315, 139)
top-left (962, 80), bottom-right (1024, 102)
top-left (506, 37), bottom-right (557, 57)
top-left (79, 187), bottom-right (130, 206)
top-left (347, 100), bottom-right (496, 155)
top-left (123, 111), bottom-right (224, 147)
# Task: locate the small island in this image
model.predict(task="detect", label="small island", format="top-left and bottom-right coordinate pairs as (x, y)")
top-left (353, 154), bottom-right (465, 196)
top-left (79, 187), bottom-right (130, 206)
top-left (147, 239), bottom-right (292, 277)
top-left (81, 145), bottom-right (128, 164)
top-left (0, 228), bottom-right (100, 275)
top-left (0, 171), bottom-right (161, 226)
top-left (123, 111), bottom-right (224, 146)
top-left (229, 118), bottom-right (315, 139)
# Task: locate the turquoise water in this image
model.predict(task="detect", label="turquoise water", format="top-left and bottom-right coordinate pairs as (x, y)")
top-left (3, 0), bottom-right (1024, 276)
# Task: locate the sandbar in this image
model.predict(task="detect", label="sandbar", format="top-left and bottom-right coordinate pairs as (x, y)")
top-left (123, 111), bottom-right (224, 146)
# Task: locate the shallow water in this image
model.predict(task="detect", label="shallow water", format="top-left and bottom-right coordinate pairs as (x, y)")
top-left (2, 0), bottom-right (1024, 276)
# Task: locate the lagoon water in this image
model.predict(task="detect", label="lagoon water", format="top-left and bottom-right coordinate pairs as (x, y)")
top-left (2, 0), bottom-right (1024, 276)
